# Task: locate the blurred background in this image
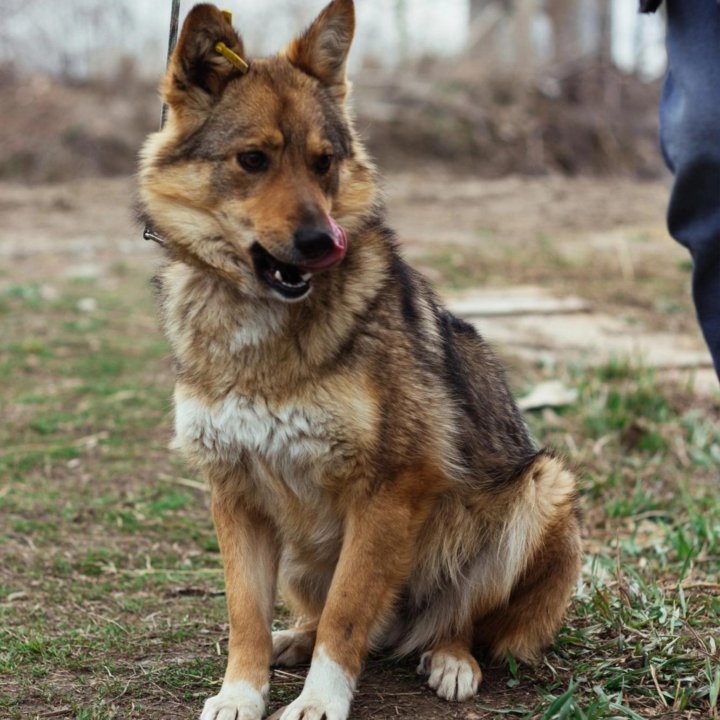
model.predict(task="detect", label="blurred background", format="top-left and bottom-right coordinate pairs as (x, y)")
top-left (0, 0), bottom-right (667, 181)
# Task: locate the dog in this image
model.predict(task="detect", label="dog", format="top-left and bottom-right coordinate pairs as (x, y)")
top-left (137, 2), bottom-right (582, 719)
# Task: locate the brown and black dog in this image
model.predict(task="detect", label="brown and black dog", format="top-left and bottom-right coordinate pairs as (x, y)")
top-left (137, 2), bottom-right (582, 719)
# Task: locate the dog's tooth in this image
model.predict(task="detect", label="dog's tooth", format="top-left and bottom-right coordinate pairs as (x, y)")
top-left (301, 272), bottom-right (312, 282)
top-left (274, 269), bottom-right (283, 282)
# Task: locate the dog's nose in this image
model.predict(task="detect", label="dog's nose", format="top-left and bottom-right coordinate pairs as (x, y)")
top-left (293, 227), bottom-right (335, 260)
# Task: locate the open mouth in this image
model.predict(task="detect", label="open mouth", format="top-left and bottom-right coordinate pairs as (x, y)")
top-left (250, 243), bottom-right (314, 300)
top-left (249, 220), bottom-right (347, 301)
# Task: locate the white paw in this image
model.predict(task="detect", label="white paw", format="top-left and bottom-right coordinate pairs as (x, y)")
top-left (417, 649), bottom-right (482, 702)
top-left (279, 691), bottom-right (349, 720)
top-left (279, 644), bottom-right (354, 720)
top-left (272, 628), bottom-right (315, 667)
top-left (200, 680), bottom-right (266, 720)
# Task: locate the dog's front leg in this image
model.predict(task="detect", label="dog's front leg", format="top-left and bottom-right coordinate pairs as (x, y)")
top-left (280, 477), bottom-right (431, 720)
top-left (201, 490), bottom-right (279, 720)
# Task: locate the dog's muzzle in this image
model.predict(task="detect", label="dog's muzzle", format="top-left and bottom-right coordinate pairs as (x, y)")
top-left (251, 217), bottom-right (347, 301)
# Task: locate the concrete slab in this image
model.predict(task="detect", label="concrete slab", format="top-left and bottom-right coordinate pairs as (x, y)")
top-left (446, 286), bottom-right (590, 317)
top-left (471, 312), bottom-right (712, 370)
top-left (445, 285), bottom-right (717, 396)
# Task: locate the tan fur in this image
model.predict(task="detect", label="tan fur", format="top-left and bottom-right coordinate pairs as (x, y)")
top-left (138, 2), bottom-right (582, 718)
top-left (211, 489), bottom-right (278, 688)
top-left (283, 0), bottom-right (355, 102)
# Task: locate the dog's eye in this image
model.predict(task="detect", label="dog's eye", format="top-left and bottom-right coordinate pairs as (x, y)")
top-left (237, 151), bottom-right (269, 173)
top-left (314, 153), bottom-right (333, 175)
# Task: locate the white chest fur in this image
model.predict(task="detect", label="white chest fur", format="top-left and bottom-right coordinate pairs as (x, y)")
top-left (173, 380), bottom-right (377, 560)
top-left (173, 385), bottom-right (336, 489)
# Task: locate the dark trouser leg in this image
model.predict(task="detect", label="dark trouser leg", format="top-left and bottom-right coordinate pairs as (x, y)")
top-left (660, 0), bottom-right (720, 378)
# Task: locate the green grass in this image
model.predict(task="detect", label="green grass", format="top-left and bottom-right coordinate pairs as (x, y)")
top-left (0, 260), bottom-right (718, 720)
top-left (520, 359), bottom-right (720, 719)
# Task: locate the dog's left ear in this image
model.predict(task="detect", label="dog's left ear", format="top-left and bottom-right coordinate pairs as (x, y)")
top-left (284, 0), bottom-right (355, 102)
top-left (163, 4), bottom-right (247, 126)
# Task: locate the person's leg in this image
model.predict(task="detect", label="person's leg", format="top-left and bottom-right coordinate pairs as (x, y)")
top-left (660, 0), bottom-right (720, 378)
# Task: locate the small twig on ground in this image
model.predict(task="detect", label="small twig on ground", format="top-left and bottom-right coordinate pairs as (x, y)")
top-left (84, 610), bottom-right (130, 634)
top-left (158, 473), bottom-right (208, 492)
top-left (650, 663), bottom-right (669, 707)
top-left (273, 669), bottom-right (307, 682)
top-left (681, 582), bottom-right (720, 591)
top-left (110, 680), bottom-right (132, 703)
top-left (356, 691), bottom-right (423, 697)
top-left (682, 618), bottom-right (719, 659)
top-left (115, 568), bottom-right (222, 575)
top-left (38, 708), bottom-right (72, 718)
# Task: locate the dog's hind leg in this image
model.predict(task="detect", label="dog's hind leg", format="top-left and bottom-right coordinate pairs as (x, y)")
top-left (273, 561), bottom-right (335, 667)
top-left (272, 621), bottom-right (317, 667)
top-left (474, 453), bottom-right (582, 664)
top-left (416, 630), bottom-right (483, 702)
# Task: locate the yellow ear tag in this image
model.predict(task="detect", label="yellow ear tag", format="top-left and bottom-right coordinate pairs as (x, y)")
top-left (216, 9), bottom-right (249, 74)
top-left (215, 41), bottom-right (249, 73)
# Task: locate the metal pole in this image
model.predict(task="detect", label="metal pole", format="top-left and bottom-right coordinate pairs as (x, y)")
top-left (144, 0), bottom-right (181, 245)
top-left (160, 0), bottom-right (181, 128)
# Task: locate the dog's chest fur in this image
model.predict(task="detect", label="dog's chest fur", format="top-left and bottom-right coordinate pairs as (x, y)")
top-left (162, 264), bottom-right (379, 554)
top-left (175, 387), bottom-right (334, 487)
top-left (173, 381), bottom-right (375, 557)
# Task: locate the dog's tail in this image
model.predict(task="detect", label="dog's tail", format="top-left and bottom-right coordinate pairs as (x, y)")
top-left (474, 449), bottom-right (582, 662)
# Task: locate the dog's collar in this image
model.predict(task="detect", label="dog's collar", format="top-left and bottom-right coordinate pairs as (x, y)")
top-left (143, 226), bottom-right (166, 247)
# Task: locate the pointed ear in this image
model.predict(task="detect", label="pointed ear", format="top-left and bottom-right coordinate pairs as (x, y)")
top-left (163, 4), bottom-right (246, 123)
top-left (284, 0), bottom-right (355, 102)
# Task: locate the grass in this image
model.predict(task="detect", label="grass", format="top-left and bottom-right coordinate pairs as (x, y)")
top-left (519, 363), bottom-right (720, 719)
top-left (1, 252), bottom-right (718, 720)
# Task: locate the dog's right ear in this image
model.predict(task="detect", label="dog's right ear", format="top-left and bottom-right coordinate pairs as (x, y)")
top-left (162, 4), bottom-right (246, 125)
top-left (284, 0), bottom-right (355, 103)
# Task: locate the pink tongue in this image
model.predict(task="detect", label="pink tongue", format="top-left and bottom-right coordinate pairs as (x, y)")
top-left (328, 216), bottom-right (347, 253)
top-left (297, 215), bottom-right (347, 271)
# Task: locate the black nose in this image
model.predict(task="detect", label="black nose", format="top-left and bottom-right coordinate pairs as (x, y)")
top-left (293, 227), bottom-right (335, 260)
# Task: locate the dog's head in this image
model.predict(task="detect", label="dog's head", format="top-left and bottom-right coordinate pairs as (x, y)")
top-left (139, 0), bottom-right (377, 302)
